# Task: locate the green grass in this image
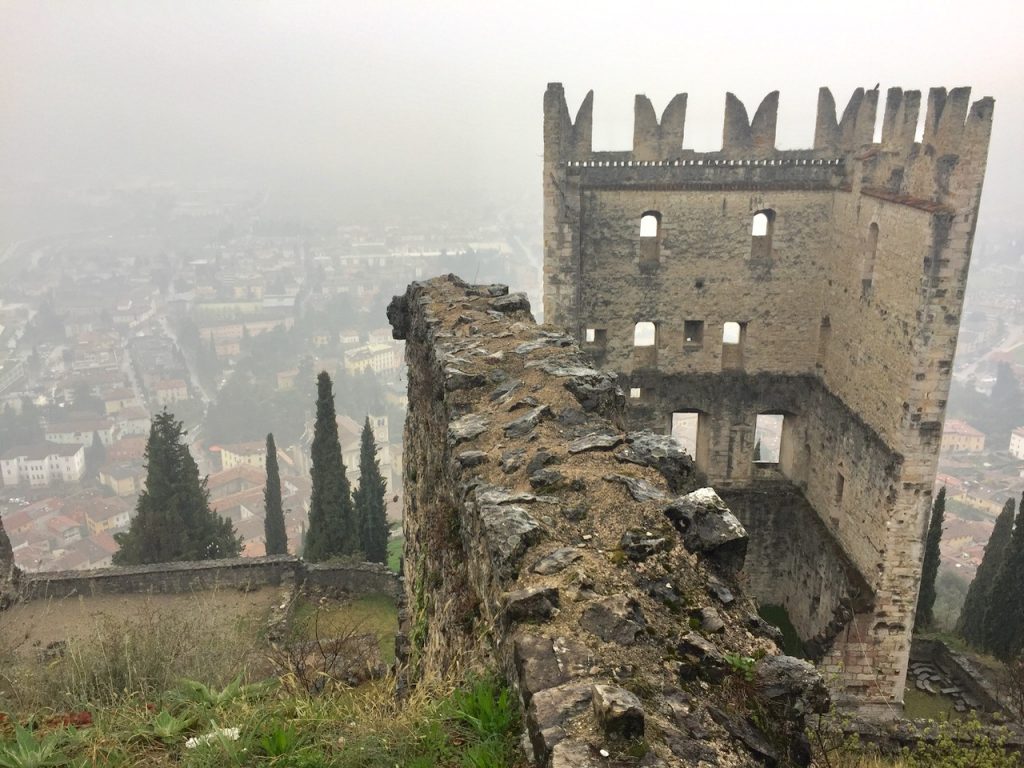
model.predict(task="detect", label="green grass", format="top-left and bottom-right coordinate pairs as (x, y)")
top-left (0, 676), bottom-right (526, 768)
top-left (387, 536), bottom-right (404, 574)
top-left (902, 687), bottom-right (963, 721)
top-left (292, 593), bottom-right (398, 664)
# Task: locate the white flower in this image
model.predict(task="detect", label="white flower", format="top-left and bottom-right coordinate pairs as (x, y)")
top-left (185, 727), bottom-right (241, 749)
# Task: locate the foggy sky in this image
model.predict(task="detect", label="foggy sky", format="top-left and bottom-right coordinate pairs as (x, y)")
top-left (2, 0), bottom-right (1023, 234)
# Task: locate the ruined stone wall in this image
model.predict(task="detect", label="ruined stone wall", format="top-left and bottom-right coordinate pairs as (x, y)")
top-left (542, 82), bottom-right (993, 716)
top-left (18, 556), bottom-right (399, 601)
top-left (390, 275), bottom-right (830, 767)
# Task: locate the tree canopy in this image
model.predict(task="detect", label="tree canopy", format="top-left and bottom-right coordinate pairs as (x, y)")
top-left (958, 497), bottom-right (1016, 650)
top-left (263, 432), bottom-right (288, 556)
top-left (354, 417), bottom-right (389, 564)
top-left (113, 411), bottom-right (240, 565)
top-left (304, 372), bottom-right (358, 561)
top-left (915, 487), bottom-right (945, 632)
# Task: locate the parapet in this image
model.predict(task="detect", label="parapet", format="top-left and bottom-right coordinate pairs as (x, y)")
top-left (389, 274), bottom-right (829, 766)
top-left (16, 556), bottom-right (400, 601)
top-left (544, 83), bottom-right (993, 206)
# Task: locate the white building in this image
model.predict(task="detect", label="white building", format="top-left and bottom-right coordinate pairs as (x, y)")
top-left (44, 417), bottom-right (117, 447)
top-left (1010, 427), bottom-right (1024, 460)
top-left (343, 343), bottom-right (401, 376)
top-left (1, 442), bottom-right (86, 487)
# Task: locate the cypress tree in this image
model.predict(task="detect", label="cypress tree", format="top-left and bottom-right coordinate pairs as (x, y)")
top-left (915, 487), bottom-right (946, 632)
top-left (114, 411), bottom-right (240, 565)
top-left (957, 497), bottom-right (1015, 648)
top-left (987, 495), bottom-right (1024, 659)
top-left (0, 512), bottom-right (16, 581)
top-left (354, 417), bottom-right (389, 564)
top-left (304, 372), bottom-right (358, 561)
top-left (263, 433), bottom-right (288, 555)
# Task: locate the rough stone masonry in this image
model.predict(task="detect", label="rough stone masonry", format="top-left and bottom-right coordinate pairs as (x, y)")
top-left (543, 83), bottom-right (993, 715)
top-left (389, 275), bottom-right (828, 767)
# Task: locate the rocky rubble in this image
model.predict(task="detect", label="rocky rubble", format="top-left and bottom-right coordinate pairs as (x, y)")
top-left (389, 275), bottom-right (829, 767)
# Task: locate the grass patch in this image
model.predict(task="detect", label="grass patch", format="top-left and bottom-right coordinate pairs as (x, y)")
top-left (0, 590), bottom-right (270, 713)
top-left (902, 687), bottom-right (962, 721)
top-left (292, 593), bottom-right (398, 664)
top-left (0, 675), bottom-right (525, 768)
top-left (387, 536), bottom-right (404, 573)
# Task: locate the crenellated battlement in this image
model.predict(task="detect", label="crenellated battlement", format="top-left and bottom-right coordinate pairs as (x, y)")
top-left (545, 82), bottom-right (993, 207)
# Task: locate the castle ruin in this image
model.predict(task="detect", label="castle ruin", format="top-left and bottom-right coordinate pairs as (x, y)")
top-left (543, 83), bottom-right (993, 714)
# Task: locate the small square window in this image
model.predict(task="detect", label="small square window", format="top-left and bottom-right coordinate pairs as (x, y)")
top-left (684, 320), bottom-right (704, 345)
top-left (585, 328), bottom-right (595, 343)
top-left (584, 328), bottom-right (606, 346)
top-left (629, 387), bottom-right (641, 399)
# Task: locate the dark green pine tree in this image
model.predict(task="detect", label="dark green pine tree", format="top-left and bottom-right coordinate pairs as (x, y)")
top-left (304, 372), bottom-right (358, 562)
top-left (957, 497), bottom-right (1015, 648)
top-left (915, 487), bottom-right (946, 632)
top-left (354, 417), bottom-right (389, 564)
top-left (114, 411), bottom-right (241, 565)
top-left (263, 433), bottom-right (288, 555)
top-left (987, 494), bottom-right (1024, 660)
top-left (0, 511), bottom-right (16, 582)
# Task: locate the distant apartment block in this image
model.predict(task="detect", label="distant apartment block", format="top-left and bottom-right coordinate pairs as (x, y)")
top-left (218, 441), bottom-right (267, 470)
top-left (343, 343), bottom-right (400, 376)
top-left (45, 417), bottom-right (117, 447)
top-left (0, 360), bottom-right (25, 394)
top-left (1, 442), bottom-right (86, 487)
top-left (941, 419), bottom-right (986, 453)
top-left (99, 461), bottom-right (143, 497)
top-left (152, 378), bottom-right (189, 407)
top-left (1010, 427), bottom-right (1024, 460)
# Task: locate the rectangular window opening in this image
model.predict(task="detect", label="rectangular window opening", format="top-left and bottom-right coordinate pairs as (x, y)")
top-left (753, 414), bottom-right (783, 464)
top-left (722, 321), bottom-right (742, 345)
top-left (585, 328), bottom-right (596, 343)
top-left (834, 472), bottom-right (845, 504)
top-left (670, 412), bottom-right (699, 458)
top-left (629, 387), bottom-right (642, 399)
top-left (684, 320), bottom-right (705, 345)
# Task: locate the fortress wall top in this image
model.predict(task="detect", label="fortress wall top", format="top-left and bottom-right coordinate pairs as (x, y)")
top-left (545, 83), bottom-right (993, 208)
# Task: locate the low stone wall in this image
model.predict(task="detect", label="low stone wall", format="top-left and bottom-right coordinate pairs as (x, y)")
top-left (303, 561), bottom-right (401, 597)
top-left (389, 275), bottom-right (830, 767)
top-left (19, 556), bottom-right (400, 601)
top-left (910, 638), bottom-right (1005, 715)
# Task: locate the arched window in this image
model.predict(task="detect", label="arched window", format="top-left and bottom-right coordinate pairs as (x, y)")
top-left (639, 213), bottom-right (660, 238)
top-left (862, 223), bottom-right (879, 297)
top-left (751, 212), bottom-right (770, 237)
top-left (633, 321), bottom-right (656, 347)
top-left (750, 209), bottom-right (774, 259)
top-left (639, 212), bottom-right (661, 268)
top-left (722, 322), bottom-right (741, 345)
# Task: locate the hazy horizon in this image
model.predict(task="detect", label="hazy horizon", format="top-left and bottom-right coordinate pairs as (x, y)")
top-left (3, 0), bottom-right (1023, 236)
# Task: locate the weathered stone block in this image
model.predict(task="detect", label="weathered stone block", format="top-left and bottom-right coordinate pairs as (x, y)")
top-left (591, 683), bottom-right (645, 739)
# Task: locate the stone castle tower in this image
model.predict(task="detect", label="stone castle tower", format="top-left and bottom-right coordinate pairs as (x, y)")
top-left (542, 83), bottom-right (993, 714)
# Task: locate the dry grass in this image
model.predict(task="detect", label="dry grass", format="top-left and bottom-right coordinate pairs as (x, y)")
top-left (0, 588), bottom-right (278, 712)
